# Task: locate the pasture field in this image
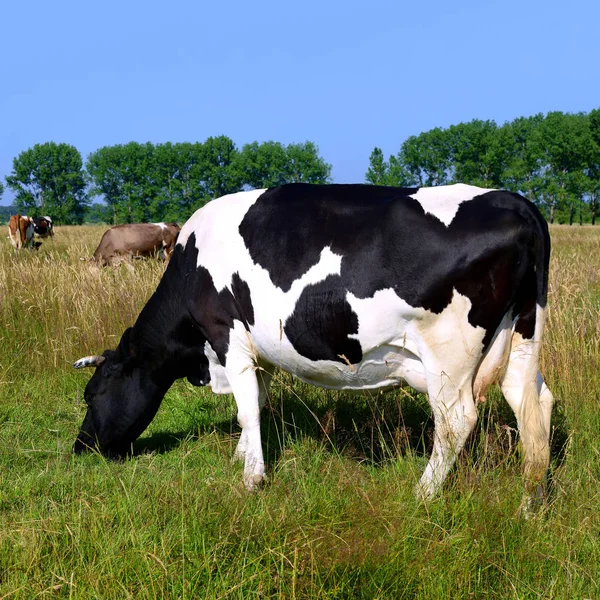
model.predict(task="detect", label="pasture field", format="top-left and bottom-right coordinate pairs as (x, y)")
top-left (0, 224), bottom-right (599, 599)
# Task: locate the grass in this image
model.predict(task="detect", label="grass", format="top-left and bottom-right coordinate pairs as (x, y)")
top-left (0, 224), bottom-right (599, 598)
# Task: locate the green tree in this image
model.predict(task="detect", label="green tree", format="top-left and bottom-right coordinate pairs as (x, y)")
top-left (365, 148), bottom-right (416, 186)
top-left (500, 114), bottom-right (544, 199)
top-left (199, 136), bottom-right (243, 199)
top-left (0, 180), bottom-right (4, 203)
top-left (284, 142), bottom-right (332, 183)
top-left (6, 142), bottom-right (88, 224)
top-left (365, 147), bottom-right (389, 185)
top-left (86, 145), bottom-right (126, 225)
top-left (397, 128), bottom-right (451, 186)
top-left (237, 141), bottom-right (331, 189)
top-left (447, 119), bottom-right (508, 187)
top-left (236, 141), bottom-right (289, 188)
top-left (535, 112), bottom-right (589, 223)
top-left (87, 142), bottom-right (156, 224)
top-left (586, 109), bottom-right (600, 224)
top-left (84, 202), bottom-right (112, 223)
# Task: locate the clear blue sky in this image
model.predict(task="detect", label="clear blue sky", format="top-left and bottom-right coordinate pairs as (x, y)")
top-left (1, 0), bottom-right (599, 205)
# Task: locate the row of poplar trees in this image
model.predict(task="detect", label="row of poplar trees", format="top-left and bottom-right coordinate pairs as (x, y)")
top-left (3, 109), bottom-right (600, 225)
top-left (366, 110), bottom-right (600, 225)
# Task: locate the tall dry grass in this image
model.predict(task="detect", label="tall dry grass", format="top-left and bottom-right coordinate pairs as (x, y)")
top-left (0, 223), bottom-right (598, 598)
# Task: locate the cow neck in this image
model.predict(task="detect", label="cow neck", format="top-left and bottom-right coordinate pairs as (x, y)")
top-left (129, 258), bottom-right (205, 384)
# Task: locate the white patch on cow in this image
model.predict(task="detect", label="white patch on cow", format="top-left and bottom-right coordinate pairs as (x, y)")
top-left (155, 222), bottom-right (167, 230)
top-left (204, 342), bottom-right (233, 394)
top-left (345, 288), bottom-right (428, 392)
top-left (414, 290), bottom-right (486, 379)
top-left (410, 183), bottom-right (493, 227)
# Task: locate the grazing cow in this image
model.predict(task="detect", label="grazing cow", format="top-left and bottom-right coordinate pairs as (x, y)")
top-left (32, 216), bottom-right (54, 238)
top-left (73, 183), bottom-right (553, 503)
top-left (8, 214), bottom-right (35, 249)
top-left (90, 222), bottom-right (180, 265)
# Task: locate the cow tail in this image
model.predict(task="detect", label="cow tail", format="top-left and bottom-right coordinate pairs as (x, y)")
top-left (517, 207), bottom-right (552, 486)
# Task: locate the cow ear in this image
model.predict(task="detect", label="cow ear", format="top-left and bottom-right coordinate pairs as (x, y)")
top-left (187, 363), bottom-right (210, 387)
top-left (119, 328), bottom-right (135, 358)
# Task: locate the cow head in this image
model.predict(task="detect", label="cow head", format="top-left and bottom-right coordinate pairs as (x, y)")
top-left (73, 326), bottom-right (210, 456)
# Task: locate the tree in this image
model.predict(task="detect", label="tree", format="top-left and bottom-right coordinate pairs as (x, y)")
top-left (84, 202), bottom-right (112, 223)
top-left (365, 148), bottom-right (389, 185)
top-left (87, 142), bottom-right (156, 224)
top-left (447, 119), bottom-right (508, 187)
top-left (237, 141), bottom-right (331, 189)
top-left (86, 145), bottom-right (126, 225)
top-left (365, 148), bottom-right (416, 186)
top-left (535, 112), bottom-right (590, 223)
top-left (0, 180), bottom-right (4, 203)
top-left (500, 114), bottom-right (544, 199)
top-left (236, 141), bottom-right (289, 189)
top-left (397, 128), bottom-right (451, 186)
top-left (199, 136), bottom-right (243, 199)
top-left (284, 142), bottom-right (332, 183)
top-left (6, 142), bottom-right (88, 224)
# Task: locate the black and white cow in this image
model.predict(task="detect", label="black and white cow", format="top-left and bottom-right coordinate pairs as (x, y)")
top-left (32, 216), bottom-right (54, 238)
top-left (73, 183), bottom-right (553, 501)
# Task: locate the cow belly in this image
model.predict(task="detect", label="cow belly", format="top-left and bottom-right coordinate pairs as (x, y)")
top-left (291, 344), bottom-right (428, 392)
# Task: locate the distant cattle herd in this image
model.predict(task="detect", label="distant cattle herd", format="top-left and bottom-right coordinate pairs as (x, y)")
top-left (6, 214), bottom-right (180, 264)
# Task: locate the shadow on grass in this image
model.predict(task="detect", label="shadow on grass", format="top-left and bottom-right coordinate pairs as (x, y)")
top-left (134, 381), bottom-right (569, 480)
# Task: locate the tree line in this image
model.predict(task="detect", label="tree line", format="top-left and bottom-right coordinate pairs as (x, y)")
top-left (3, 138), bottom-right (332, 224)
top-left (2, 108), bottom-right (600, 225)
top-left (366, 110), bottom-right (600, 224)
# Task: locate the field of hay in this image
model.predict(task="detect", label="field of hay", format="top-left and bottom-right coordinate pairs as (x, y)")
top-left (0, 224), bottom-right (599, 599)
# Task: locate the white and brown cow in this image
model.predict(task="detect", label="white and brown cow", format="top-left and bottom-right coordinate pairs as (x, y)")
top-left (90, 222), bottom-right (180, 266)
top-left (8, 214), bottom-right (35, 249)
top-left (74, 183), bottom-right (553, 506)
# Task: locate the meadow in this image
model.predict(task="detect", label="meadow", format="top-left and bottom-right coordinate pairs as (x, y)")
top-left (0, 224), bottom-right (599, 599)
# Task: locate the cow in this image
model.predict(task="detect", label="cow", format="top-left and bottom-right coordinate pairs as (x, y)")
top-left (90, 222), bottom-right (180, 266)
top-left (8, 214), bottom-right (35, 249)
top-left (73, 183), bottom-right (553, 504)
top-left (32, 216), bottom-right (54, 238)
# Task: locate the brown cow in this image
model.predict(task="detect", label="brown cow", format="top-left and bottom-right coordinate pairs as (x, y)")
top-left (8, 214), bottom-right (35, 249)
top-left (91, 222), bottom-right (180, 266)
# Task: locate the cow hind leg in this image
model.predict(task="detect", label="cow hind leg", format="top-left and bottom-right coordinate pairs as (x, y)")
top-left (417, 368), bottom-right (479, 499)
top-left (500, 330), bottom-right (553, 502)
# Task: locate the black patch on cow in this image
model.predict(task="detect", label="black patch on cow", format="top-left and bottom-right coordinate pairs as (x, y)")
top-left (239, 184), bottom-right (419, 293)
top-left (284, 275), bottom-right (362, 364)
top-left (133, 234), bottom-right (257, 369)
top-left (231, 272), bottom-right (255, 329)
top-left (240, 184), bottom-right (549, 360)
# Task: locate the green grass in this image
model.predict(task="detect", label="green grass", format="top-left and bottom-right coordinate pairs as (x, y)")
top-left (0, 225), bottom-right (599, 598)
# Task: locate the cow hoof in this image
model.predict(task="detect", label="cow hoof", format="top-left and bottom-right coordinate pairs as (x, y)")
top-left (243, 473), bottom-right (267, 492)
top-left (519, 485), bottom-right (546, 518)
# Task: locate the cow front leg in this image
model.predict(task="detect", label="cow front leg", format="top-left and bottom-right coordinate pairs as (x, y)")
top-left (225, 356), bottom-right (267, 491)
top-left (233, 368), bottom-right (271, 465)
